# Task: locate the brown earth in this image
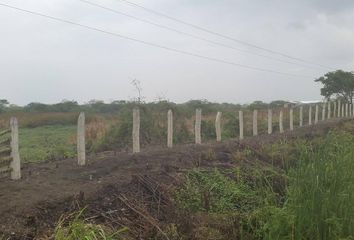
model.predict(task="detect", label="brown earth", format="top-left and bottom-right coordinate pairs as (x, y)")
top-left (0, 119), bottom-right (353, 239)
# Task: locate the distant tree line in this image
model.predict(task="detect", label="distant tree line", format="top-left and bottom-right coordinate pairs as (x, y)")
top-left (0, 99), bottom-right (295, 115)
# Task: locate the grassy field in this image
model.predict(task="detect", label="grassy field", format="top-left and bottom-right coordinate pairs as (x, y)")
top-left (19, 125), bottom-right (76, 163)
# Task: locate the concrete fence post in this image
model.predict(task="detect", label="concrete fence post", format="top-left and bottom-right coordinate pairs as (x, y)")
top-left (77, 112), bottom-right (86, 166)
top-left (253, 110), bottom-right (258, 136)
top-left (279, 109), bottom-right (284, 133)
top-left (132, 108), bottom-right (140, 153)
top-left (333, 101), bottom-right (337, 118)
top-left (239, 110), bottom-right (244, 140)
top-left (167, 110), bottom-right (173, 148)
top-left (338, 101), bottom-right (341, 117)
top-left (327, 101), bottom-right (331, 119)
top-left (309, 105), bottom-right (312, 125)
top-left (341, 104), bottom-right (344, 118)
top-left (10, 117), bottom-right (21, 180)
top-left (267, 109), bottom-right (272, 134)
top-left (215, 112), bottom-right (222, 142)
top-left (322, 103), bottom-right (326, 121)
top-left (299, 106), bottom-right (303, 127)
top-left (289, 108), bottom-right (294, 131)
top-left (195, 109), bottom-right (202, 144)
top-left (315, 105), bottom-right (319, 124)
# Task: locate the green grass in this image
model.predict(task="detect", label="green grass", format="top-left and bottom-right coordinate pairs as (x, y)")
top-left (266, 132), bottom-right (354, 240)
top-left (19, 125), bottom-right (76, 163)
top-left (175, 169), bottom-right (260, 214)
top-left (55, 209), bottom-right (128, 240)
top-left (174, 131), bottom-right (354, 240)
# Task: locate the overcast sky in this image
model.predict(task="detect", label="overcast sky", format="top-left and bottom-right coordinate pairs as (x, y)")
top-left (1, 0), bottom-right (354, 105)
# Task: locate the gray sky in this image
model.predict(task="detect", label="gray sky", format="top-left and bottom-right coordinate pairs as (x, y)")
top-left (1, 0), bottom-right (354, 105)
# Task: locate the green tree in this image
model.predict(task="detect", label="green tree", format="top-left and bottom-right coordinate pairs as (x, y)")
top-left (0, 99), bottom-right (9, 113)
top-left (315, 70), bottom-right (354, 104)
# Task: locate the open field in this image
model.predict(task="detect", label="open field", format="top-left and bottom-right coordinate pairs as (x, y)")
top-left (1, 103), bottom-right (319, 163)
top-left (0, 118), bottom-right (353, 239)
top-left (19, 125), bottom-right (76, 163)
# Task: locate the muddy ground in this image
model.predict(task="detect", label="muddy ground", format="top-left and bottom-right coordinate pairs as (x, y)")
top-left (0, 119), bottom-right (353, 239)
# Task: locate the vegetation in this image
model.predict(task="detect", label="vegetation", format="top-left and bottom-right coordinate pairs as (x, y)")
top-left (54, 209), bottom-right (128, 240)
top-left (266, 132), bottom-right (354, 240)
top-left (315, 70), bottom-right (354, 104)
top-left (174, 131), bottom-right (354, 240)
top-left (19, 125), bottom-right (76, 162)
top-left (175, 169), bottom-right (260, 213)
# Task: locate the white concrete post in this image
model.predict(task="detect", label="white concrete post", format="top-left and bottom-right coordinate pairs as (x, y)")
top-left (333, 101), bottom-right (337, 118)
top-left (289, 108), bottom-right (294, 131)
top-left (167, 110), bottom-right (173, 148)
top-left (10, 117), bottom-right (21, 180)
top-left (253, 110), bottom-right (258, 136)
top-left (215, 112), bottom-right (222, 142)
top-left (315, 105), bottom-right (319, 124)
top-left (132, 108), bottom-right (140, 153)
top-left (239, 110), bottom-right (244, 140)
top-left (345, 103), bottom-right (348, 117)
top-left (195, 109), bottom-right (202, 144)
top-left (309, 105), bottom-right (312, 125)
top-left (341, 104), bottom-right (344, 118)
top-left (322, 103), bottom-right (326, 121)
top-left (299, 106), bottom-right (303, 127)
top-left (327, 101), bottom-right (331, 119)
top-left (279, 109), bottom-right (284, 133)
top-left (267, 109), bottom-right (272, 134)
top-left (77, 112), bottom-right (86, 166)
top-left (338, 101), bottom-right (341, 117)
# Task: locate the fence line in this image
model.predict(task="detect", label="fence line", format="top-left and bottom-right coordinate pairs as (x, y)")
top-left (1, 100), bottom-right (354, 181)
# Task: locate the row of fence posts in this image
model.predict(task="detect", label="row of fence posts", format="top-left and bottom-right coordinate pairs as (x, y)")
top-left (1, 101), bottom-right (353, 180)
top-left (76, 101), bottom-right (354, 166)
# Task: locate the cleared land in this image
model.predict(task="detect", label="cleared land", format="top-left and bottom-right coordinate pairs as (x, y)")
top-left (0, 118), bottom-right (353, 239)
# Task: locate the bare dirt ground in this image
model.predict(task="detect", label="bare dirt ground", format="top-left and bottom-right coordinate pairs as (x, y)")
top-left (0, 119), bottom-right (353, 239)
